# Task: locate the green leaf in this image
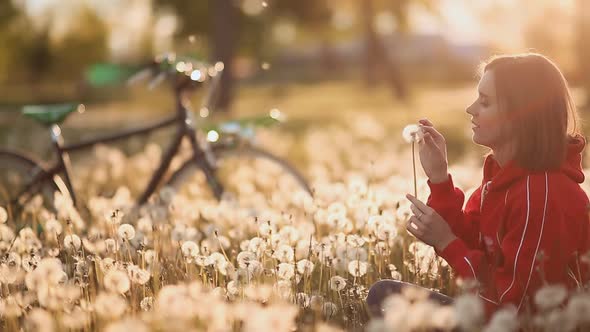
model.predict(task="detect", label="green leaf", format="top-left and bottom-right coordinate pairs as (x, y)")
top-left (85, 63), bottom-right (140, 87)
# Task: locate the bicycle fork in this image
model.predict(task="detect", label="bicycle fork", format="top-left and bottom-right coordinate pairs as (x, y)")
top-left (184, 104), bottom-right (224, 200)
top-left (187, 129), bottom-right (224, 200)
top-left (51, 125), bottom-right (77, 206)
top-left (137, 129), bottom-right (183, 205)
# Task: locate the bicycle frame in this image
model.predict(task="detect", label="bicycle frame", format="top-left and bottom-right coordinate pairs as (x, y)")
top-left (24, 86), bottom-right (217, 208)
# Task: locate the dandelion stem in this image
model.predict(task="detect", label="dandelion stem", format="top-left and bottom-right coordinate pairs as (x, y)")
top-left (412, 141), bottom-right (417, 198)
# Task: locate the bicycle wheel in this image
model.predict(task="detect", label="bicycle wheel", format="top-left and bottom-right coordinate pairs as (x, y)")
top-left (166, 145), bottom-right (312, 202)
top-left (0, 149), bottom-right (59, 215)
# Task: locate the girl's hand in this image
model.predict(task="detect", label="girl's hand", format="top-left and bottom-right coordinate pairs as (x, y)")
top-left (417, 119), bottom-right (448, 183)
top-left (405, 193), bottom-right (457, 251)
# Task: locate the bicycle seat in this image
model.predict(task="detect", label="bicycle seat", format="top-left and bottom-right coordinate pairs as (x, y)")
top-left (21, 103), bottom-right (81, 126)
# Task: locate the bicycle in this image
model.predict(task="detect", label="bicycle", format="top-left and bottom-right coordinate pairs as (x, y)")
top-left (0, 53), bottom-right (312, 217)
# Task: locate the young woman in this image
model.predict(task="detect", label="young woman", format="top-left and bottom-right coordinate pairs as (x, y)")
top-left (367, 53), bottom-right (590, 320)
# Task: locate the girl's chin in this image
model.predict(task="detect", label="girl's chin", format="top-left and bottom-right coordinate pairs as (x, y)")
top-left (471, 134), bottom-right (493, 149)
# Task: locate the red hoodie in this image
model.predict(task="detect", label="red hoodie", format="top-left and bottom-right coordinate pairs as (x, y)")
top-left (427, 134), bottom-right (590, 318)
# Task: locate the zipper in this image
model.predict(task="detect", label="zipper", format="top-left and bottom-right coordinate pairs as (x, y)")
top-left (480, 180), bottom-right (492, 211)
top-left (478, 180), bottom-right (492, 247)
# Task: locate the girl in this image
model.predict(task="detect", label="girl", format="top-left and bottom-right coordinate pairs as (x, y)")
top-left (367, 53), bottom-right (590, 320)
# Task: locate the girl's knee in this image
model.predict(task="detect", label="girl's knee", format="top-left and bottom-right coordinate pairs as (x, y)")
top-left (366, 280), bottom-right (403, 306)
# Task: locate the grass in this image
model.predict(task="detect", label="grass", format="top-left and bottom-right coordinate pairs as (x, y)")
top-left (1, 80), bottom-right (590, 331)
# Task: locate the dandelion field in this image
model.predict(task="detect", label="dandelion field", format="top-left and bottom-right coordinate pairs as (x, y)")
top-left (2, 83), bottom-right (590, 332)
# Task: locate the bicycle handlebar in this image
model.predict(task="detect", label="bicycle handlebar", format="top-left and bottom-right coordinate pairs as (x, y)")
top-left (87, 53), bottom-right (224, 92)
top-left (125, 53), bottom-right (224, 90)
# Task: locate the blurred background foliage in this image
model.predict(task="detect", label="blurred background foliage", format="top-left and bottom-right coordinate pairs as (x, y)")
top-left (0, 0), bottom-right (587, 104)
top-left (0, 0), bottom-right (589, 164)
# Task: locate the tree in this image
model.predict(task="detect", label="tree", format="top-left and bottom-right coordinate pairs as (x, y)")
top-left (361, 0), bottom-right (406, 99)
top-left (210, 0), bottom-right (238, 112)
top-left (359, 0), bottom-right (437, 100)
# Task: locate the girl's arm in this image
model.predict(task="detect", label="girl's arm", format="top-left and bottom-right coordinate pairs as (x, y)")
top-left (436, 173), bottom-right (572, 316)
top-left (426, 173), bottom-right (482, 249)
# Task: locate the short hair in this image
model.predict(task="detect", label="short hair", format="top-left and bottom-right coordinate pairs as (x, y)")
top-left (480, 53), bottom-right (582, 170)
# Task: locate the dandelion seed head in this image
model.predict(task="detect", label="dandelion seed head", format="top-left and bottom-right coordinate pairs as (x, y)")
top-left (329, 276), bottom-right (347, 292)
top-left (346, 234), bottom-right (366, 248)
top-left (0, 206), bottom-right (7, 224)
top-left (534, 284), bottom-right (567, 311)
top-left (565, 292), bottom-right (590, 325)
top-left (273, 244), bottom-right (294, 263)
top-left (347, 260), bottom-right (368, 277)
top-left (105, 238), bottom-right (119, 253)
top-left (45, 218), bottom-right (62, 236)
top-left (402, 124), bottom-right (424, 143)
top-left (106, 209), bottom-right (124, 225)
top-left (181, 241), bottom-right (199, 257)
top-left (277, 262), bottom-right (295, 280)
top-left (237, 251), bottom-right (258, 269)
top-left (64, 234), bottom-right (81, 251)
top-left (144, 249), bottom-right (156, 265)
top-left (431, 306), bottom-right (457, 331)
top-left (227, 280), bottom-right (240, 296)
top-left (127, 265), bottom-right (150, 285)
top-left (140, 296), bottom-right (153, 311)
top-left (484, 306), bottom-right (518, 332)
top-left (104, 270), bottom-right (131, 294)
top-left (454, 294), bottom-right (484, 331)
top-left (117, 224), bottom-right (135, 241)
top-left (94, 292), bottom-right (127, 319)
top-left (296, 259), bottom-right (314, 276)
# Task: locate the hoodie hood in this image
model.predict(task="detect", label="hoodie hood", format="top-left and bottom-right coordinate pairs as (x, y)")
top-left (482, 134), bottom-right (586, 191)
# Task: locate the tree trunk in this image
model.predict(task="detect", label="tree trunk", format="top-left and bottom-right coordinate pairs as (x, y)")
top-left (210, 0), bottom-right (238, 112)
top-left (361, 0), bottom-right (407, 99)
top-left (362, 0), bottom-right (378, 86)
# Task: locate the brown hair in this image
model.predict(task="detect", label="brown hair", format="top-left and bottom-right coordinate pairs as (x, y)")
top-left (479, 53), bottom-right (582, 171)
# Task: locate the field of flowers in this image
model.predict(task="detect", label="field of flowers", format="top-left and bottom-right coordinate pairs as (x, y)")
top-left (2, 84), bottom-right (590, 332)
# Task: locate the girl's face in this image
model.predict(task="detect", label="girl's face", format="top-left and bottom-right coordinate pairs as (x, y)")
top-left (466, 70), bottom-right (511, 150)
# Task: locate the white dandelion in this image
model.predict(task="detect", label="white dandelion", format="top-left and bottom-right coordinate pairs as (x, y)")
top-left (94, 292), bottom-right (127, 319)
top-left (454, 293), bottom-right (484, 331)
top-left (181, 241), bottom-right (199, 257)
top-left (329, 276), bottom-right (347, 292)
top-left (105, 238), bottom-right (119, 253)
top-left (63, 234), bottom-right (81, 251)
top-left (565, 292), bottom-right (590, 325)
top-left (483, 306), bottom-right (518, 332)
top-left (534, 284), bottom-right (567, 311)
top-left (273, 244), bottom-right (294, 263)
top-left (277, 262), bottom-right (295, 280)
top-left (237, 251), bottom-right (258, 269)
top-left (104, 270), bottom-right (131, 294)
top-left (347, 260), bottom-right (368, 277)
top-left (402, 124), bottom-right (424, 143)
top-left (117, 224), bottom-right (135, 241)
top-left (127, 265), bottom-right (150, 285)
top-left (140, 296), bottom-right (153, 311)
top-left (0, 206), bottom-right (7, 224)
top-left (296, 259), bottom-right (314, 276)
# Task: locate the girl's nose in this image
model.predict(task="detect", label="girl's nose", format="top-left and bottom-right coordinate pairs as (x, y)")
top-left (466, 102), bottom-right (477, 116)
